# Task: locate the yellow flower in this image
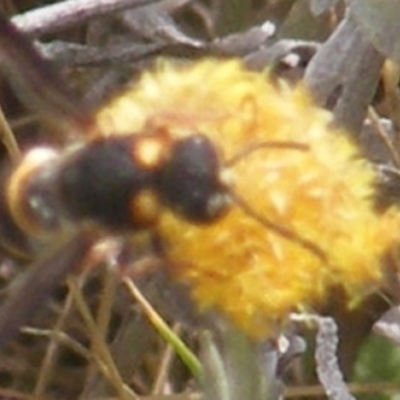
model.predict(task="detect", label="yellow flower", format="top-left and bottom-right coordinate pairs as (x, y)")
top-left (98, 60), bottom-right (400, 339)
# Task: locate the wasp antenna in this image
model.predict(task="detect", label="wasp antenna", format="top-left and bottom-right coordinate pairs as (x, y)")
top-left (231, 192), bottom-right (327, 262)
top-left (0, 12), bottom-right (93, 135)
top-left (224, 141), bottom-right (309, 168)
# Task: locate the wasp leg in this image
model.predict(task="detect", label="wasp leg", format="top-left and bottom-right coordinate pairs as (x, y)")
top-left (0, 230), bottom-right (97, 349)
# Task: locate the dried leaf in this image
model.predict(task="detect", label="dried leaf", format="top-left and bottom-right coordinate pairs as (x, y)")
top-left (350, 0), bottom-right (400, 62)
top-left (310, 0), bottom-right (339, 16)
top-left (374, 305), bottom-right (400, 345)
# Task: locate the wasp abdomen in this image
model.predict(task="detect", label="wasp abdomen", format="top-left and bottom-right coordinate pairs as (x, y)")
top-left (7, 148), bottom-right (63, 239)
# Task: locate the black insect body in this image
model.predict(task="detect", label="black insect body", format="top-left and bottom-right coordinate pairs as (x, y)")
top-left (0, 125), bottom-right (234, 348)
top-left (8, 131), bottom-right (231, 238)
top-left (0, 12), bottom-right (323, 349)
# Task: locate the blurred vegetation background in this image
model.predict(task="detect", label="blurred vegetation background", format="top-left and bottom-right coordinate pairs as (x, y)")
top-left (0, 1), bottom-right (400, 399)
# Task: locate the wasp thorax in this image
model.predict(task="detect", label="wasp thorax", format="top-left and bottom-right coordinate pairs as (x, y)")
top-left (56, 136), bottom-right (159, 230)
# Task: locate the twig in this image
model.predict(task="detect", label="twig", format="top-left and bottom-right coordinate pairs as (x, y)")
top-left (11, 0), bottom-right (162, 37)
top-left (291, 314), bottom-right (356, 400)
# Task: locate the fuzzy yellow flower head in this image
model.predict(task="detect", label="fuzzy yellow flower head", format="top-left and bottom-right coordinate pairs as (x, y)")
top-left (98, 60), bottom-right (400, 339)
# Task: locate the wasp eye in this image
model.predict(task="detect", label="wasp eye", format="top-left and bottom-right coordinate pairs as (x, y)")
top-left (159, 134), bottom-right (230, 222)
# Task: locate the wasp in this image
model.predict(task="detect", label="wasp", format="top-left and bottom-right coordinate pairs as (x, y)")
top-left (0, 11), bottom-right (328, 350)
